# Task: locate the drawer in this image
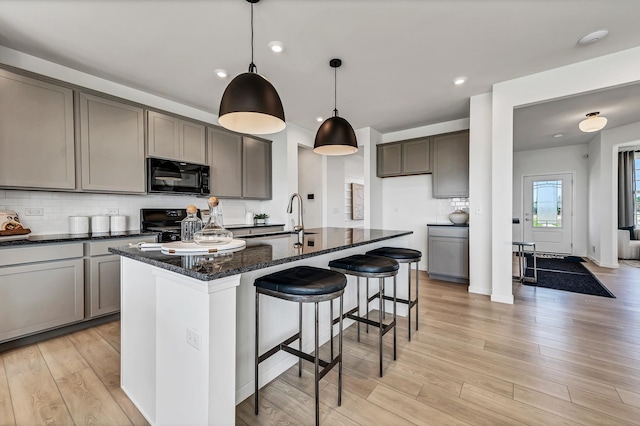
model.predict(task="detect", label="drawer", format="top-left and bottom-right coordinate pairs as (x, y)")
top-left (428, 226), bottom-right (469, 238)
top-left (86, 235), bottom-right (157, 256)
top-left (0, 243), bottom-right (84, 267)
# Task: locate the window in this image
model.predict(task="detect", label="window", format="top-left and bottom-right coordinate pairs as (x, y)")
top-left (532, 179), bottom-right (562, 228)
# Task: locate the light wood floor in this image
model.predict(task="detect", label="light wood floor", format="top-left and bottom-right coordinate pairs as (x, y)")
top-left (2, 262), bottom-right (640, 425)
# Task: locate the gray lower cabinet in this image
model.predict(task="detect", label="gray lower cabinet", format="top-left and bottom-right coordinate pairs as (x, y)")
top-left (0, 243), bottom-right (84, 342)
top-left (85, 236), bottom-right (156, 318)
top-left (0, 68), bottom-right (76, 190)
top-left (208, 128), bottom-right (272, 200)
top-left (427, 225), bottom-right (469, 283)
top-left (432, 131), bottom-right (469, 198)
top-left (147, 110), bottom-right (206, 164)
top-left (377, 137), bottom-right (431, 177)
top-left (79, 92), bottom-right (146, 193)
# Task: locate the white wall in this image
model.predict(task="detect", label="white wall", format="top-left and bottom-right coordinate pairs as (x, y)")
top-left (512, 144), bottom-right (590, 256)
top-left (298, 146), bottom-right (323, 228)
top-left (359, 127), bottom-right (384, 229)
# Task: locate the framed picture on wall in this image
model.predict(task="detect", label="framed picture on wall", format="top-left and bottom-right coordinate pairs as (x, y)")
top-left (351, 183), bottom-right (364, 220)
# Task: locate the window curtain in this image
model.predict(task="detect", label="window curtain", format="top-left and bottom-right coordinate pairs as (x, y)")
top-left (618, 151), bottom-right (635, 227)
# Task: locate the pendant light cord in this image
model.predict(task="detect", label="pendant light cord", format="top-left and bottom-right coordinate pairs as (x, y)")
top-left (249, 2), bottom-right (256, 73)
top-left (333, 65), bottom-right (338, 117)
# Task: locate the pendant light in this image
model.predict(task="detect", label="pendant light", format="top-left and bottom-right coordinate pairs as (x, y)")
top-left (313, 59), bottom-right (358, 155)
top-left (218, 0), bottom-right (285, 135)
top-left (578, 111), bottom-right (608, 133)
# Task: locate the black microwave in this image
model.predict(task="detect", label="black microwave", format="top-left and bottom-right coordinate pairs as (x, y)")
top-left (147, 158), bottom-right (210, 196)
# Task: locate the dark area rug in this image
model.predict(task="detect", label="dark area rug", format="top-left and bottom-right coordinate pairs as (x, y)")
top-left (522, 255), bottom-right (615, 298)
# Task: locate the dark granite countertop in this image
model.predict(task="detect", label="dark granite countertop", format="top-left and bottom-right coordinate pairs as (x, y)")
top-left (0, 230), bottom-right (156, 247)
top-left (224, 223), bottom-right (285, 229)
top-left (109, 227), bottom-right (412, 281)
top-left (426, 223), bottom-right (469, 227)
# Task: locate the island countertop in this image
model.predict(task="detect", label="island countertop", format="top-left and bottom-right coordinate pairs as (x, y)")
top-left (109, 227), bottom-right (412, 281)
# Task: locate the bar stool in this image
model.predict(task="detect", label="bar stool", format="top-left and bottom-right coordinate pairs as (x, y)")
top-left (254, 266), bottom-right (347, 426)
top-left (328, 254), bottom-right (399, 377)
top-left (366, 247), bottom-right (422, 341)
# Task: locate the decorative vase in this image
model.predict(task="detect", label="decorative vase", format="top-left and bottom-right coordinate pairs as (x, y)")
top-left (448, 209), bottom-right (469, 225)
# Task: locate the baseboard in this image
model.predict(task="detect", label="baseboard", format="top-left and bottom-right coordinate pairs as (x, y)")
top-left (587, 255), bottom-right (619, 268)
top-left (491, 293), bottom-right (514, 304)
top-left (468, 285), bottom-right (491, 295)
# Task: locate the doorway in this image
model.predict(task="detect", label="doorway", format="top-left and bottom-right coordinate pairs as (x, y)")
top-left (522, 173), bottom-right (573, 254)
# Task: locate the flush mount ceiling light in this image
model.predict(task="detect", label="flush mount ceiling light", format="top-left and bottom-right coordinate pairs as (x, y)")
top-left (313, 59), bottom-right (358, 156)
top-left (268, 41), bottom-right (285, 53)
top-left (578, 29), bottom-right (609, 45)
top-left (579, 112), bottom-right (608, 132)
top-left (218, 0), bottom-right (285, 135)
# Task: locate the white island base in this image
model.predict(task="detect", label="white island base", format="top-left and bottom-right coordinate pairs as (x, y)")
top-left (118, 233), bottom-right (410, 425)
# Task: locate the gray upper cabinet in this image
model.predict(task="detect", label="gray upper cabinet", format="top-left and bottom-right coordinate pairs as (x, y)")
top-left (79, 92), bottom-right (146, 193)
top-left (207, 128), bottom-right (272, 200)
top-left (0, 68), bottom-right (76, 190)
top-left (147, 111), bottom-right (206, 164)
top-left (208, 127), bottom-right (243, 198)
top-left (243, 136), bottom-right (272, 200)
top-left (432, 131), bottom-right (469, 198)
top-left (376, 137), bottom-right (430, 177)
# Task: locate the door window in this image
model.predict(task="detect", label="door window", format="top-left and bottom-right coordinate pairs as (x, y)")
top-left (533, 180), bottom-right (562, 228)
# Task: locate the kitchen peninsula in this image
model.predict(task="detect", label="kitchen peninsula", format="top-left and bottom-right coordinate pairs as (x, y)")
top-left (109, 227), bottom-right (411, 425)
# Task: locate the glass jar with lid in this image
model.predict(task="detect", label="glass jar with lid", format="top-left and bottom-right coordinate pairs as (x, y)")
top-left (194, 197), bottom-right (233, 245)
top-left (181, 205), bottom-right (203, 242)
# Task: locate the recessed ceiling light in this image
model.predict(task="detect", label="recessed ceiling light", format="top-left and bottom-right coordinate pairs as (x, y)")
top-left (214, 69), bottom-right (228, 78)
top-left (553, 133), bottom-right (564, 138)
top-left (578, 29), bottom-right (609, 45)
top-left (268, 41), bottom-right (285, 53)
top-left (453, 76), bottom-right (467, 85)
top-left (316, 116), bottom-right (324, 122)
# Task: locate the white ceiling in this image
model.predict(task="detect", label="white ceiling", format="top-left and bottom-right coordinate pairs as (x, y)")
top-left (2, 0), bottom-right (640, 148)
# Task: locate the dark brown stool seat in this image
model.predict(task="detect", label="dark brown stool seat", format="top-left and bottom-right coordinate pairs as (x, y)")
top-left (366, 247), bottom-right (422, 341)
top-left (254, 266), bottom-right (347, 426)
top-left (328, 254), bottom-right (399, 377)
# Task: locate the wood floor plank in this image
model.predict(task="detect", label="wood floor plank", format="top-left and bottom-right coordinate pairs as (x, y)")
top-left (68, 328), bottom-right (121, 388)
top-left (56, 367), bottom-right (132, 425)
top-left (368, 383), bottom-right (470, 425)
top-left (569, 387), bottom-right (640, 424)
top-left (38, 335), bottom-right (89, 380)
top-left (94, 321), bottom-right (121, 353)
top-left (459, 383), bottom-right (580, 426)
top-left (7, 363), bottom-right (73, 425)
top-left (106, 383), bottom-right (150, 426)
top-left (617, 387), bottom-right (640, 409)
top-left (0, 355), bottom-right (16, 426)
top-left (2, 346), bottom-right (47, 378)
top-left (514, 384), bottom-right (634, 426)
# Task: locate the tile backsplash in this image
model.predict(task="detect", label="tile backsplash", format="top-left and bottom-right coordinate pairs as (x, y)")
top-left (0, 190), bottom-right (260, 235)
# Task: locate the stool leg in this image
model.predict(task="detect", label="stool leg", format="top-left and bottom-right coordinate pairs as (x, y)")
top-left (338, 294), bottom-right (343, 407)
top-left (330, 299), bottom-right (334, 359)
top-left (366, 277), bottom-right (370, 334)
top-left (314, 301), bottom-right (320, 426)
top-left (255, 292), bottom-right (260, 415)
top-left (378, 277), bottom-right (384, 377)
top-left (356, 276), bottom-right (361, 342)
top-left (407, 263), bottom-right (412, 341)
top-left (415, 261), bottom-right (419, 332)
top-left (382, 280), bottom-right (386, 320)
top-left (393, 275), bottom-right (397, 361)
top-left (299, 302), bottom-right (303, 377)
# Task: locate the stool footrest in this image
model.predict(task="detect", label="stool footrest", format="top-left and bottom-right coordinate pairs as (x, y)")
top-left (282, 345), bottom-right (330, 369)
top-left (345, 311), bottom-right (396, 336)
top-left (258, 333), bottom-right (299, 364)
top-left (381, 294), bottom-right (417, 308)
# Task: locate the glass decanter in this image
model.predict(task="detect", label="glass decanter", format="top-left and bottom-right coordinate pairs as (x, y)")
top-left (180, 205), bottom-right (203, 242)
top-left (193, 197), bottom-right (233, 245)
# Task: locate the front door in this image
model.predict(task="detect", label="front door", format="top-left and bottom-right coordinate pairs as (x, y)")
top-left (523, 173), bottom-right (573, 254)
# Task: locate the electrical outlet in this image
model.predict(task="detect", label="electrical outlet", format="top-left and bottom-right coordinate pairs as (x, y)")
top-left (106, 208), bottom-right (119, 215)
top-left (24, 208), bottom-right (44, 216)
top-left (186, 327), bottom-right (201, 351)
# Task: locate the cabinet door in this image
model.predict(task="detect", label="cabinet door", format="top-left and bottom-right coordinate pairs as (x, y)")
top-left (208, 127), bottom-right (243, 198)
top-left (0, 69), bottom-right (75, 189)
top-left (147, 111), bottom-right (180, 160)
top-left (88, 254), bottom-right (121, 317)
top-left (79, 93), bottom-right (146, 193)
top-left (0, 259), bottom-right (84, 342)
top-left (377, 143), bottom-right (402, 177)
top-left (402, 138), bottom-right (431, 174)
top-left (180, 121), bottom-right (206, 164)
top-left (243, 137), bottom-right (272, 199)
top-left (432, 131), bottom-right (469, 198)
top-left (428, 235), bottom-right (469, 280)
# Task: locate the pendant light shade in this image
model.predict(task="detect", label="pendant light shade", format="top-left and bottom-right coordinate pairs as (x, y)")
top-left (218, 0), bottom-right (285, 135)
top-left (314, 58), bottom-right (358, 156)
top-left (578, 111), bottom-right (607, 133)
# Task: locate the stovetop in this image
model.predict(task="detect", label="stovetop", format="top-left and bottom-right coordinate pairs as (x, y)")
top-left (141, 208), bottom-right (200, 242)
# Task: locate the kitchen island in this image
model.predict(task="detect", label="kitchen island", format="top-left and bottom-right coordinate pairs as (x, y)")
top-left (109, 227), bottom-right (411, 425)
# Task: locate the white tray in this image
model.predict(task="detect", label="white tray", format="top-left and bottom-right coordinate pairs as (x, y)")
top-left (160, 239), bottom-right (246, 255)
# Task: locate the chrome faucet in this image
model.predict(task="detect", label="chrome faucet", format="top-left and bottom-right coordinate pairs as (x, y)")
top-left (286, 193), bottom-right (304, 234)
